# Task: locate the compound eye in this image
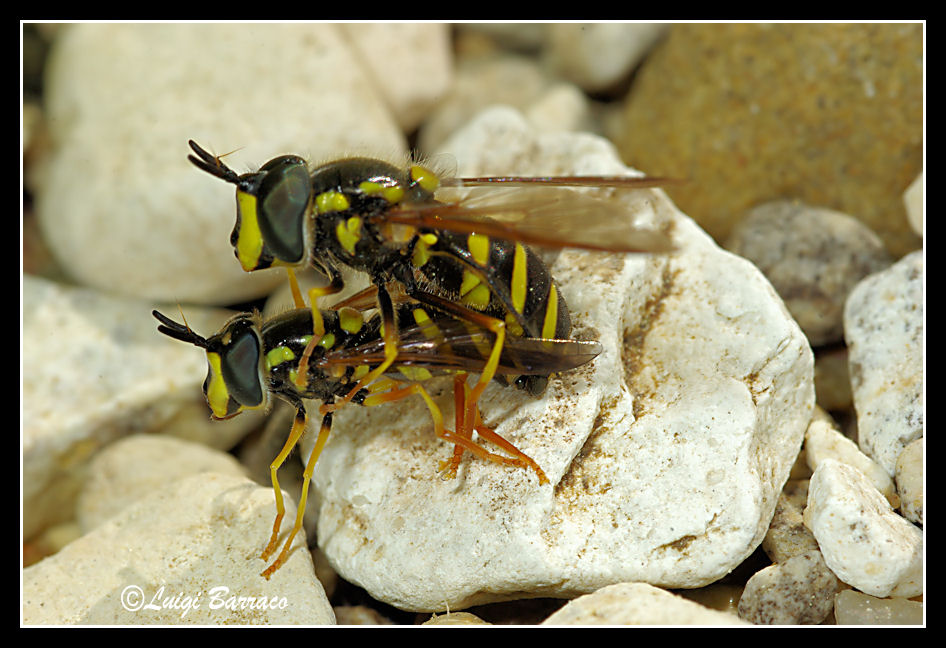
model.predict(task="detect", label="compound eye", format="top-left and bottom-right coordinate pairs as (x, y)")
top-left (220, 324), bottom-right (264, 410)
top-left (257, 158), bottom-right (310, 264)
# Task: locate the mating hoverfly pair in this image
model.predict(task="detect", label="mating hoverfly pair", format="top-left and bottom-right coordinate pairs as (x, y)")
top-left (154, 140), bottom-right (675, 577)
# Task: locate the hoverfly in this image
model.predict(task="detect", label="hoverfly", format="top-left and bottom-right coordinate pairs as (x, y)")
top-left (186, 140), bottom-right (675, 453)
top-left (153, 299), bottom-right (601, 578)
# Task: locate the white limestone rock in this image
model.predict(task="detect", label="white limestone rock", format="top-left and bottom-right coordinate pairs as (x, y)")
top-left (22, 275), bottom-right (257, 539)
top-left (844, 251), bottom-right (924, 476)
top-left (23, 473), bottom-right (333, 625)
top-left (834, 589), bottom-right (923, 625)
top-left (895, 438), bottom-right (924, 525)
top-left (902, 171), bottom-right (923, 237)
top-left (805, 459), bottom-right (922, 598)
top-left (542, 582), bottom-right (748, 625)
top-left (339, 23), bottom-right (451, 132)
top-left (34, 23), bottom-right (409, 305)
top-left (76, 434), bottom-right (247, 532)
top-left (804, 407), bottom-right (898, 506)
top-left (300, 108), bottom-right (814, 612)
top-left (544, 23), bottom-right (669, 93)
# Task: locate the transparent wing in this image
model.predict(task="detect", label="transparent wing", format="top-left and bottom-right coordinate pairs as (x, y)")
top-left (379, 179), bottom-right (678, 254)
top-left (320, 315), bottom-right (602, 376)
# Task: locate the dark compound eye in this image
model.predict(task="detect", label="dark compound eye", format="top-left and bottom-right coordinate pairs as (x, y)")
top-left (257, 158), bottom-right (310, 264)
top-left (220, 323), bottom-right (264, 410)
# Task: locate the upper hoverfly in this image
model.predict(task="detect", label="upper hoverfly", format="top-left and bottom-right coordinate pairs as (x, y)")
top-left (186, 140), bottom-right (676, 444)
top-left (153, 297), bottom-right (601, 578)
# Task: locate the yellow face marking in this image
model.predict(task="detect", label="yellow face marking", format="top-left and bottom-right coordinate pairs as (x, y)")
top-left (542, 284), bottom-right (559, 340)
top-left (316, 190), bottom-right (350, 214)
top-left (265, 345), bottom-right (296, 371)
top-left (336, 216), bottom-right (362, 255)
top-left (468, 233), bottom-right (490, 267)
top-left (205, 352), bottom-right (233, 419)
top-left (318, 332), bottom-right (336, 349)
top-left (410, 164), bottom-right (440, 193)
top-left (511, 243), bottom-right (528, 314)
top-left (235, 191), bottom-right (264, 271)
top-left (338, 307), bottom-right (364, 334)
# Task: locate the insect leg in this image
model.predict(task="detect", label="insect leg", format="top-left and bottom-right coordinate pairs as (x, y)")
top-left (363, 381), bottom-right (545, 480)
top-left (294, 262), bottom-right (346, 389)
top-left (261, 405), bottom-right (335, 579)
top-left (402, 289), bottom-right (506, 443)
top-left (439, 373), bottom-right (472, 477)
top-left (322, 282), bottom-right (400, 412)
top-left (260, 406), bottom-right (309, 564)
top-left (439, 373), bottom-right (548, 483)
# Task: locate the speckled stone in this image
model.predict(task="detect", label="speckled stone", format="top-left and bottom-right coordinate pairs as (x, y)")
top-left (737, 551), bottom-right (838, 625)
top-left (618, 23), bottom-right (923, 257)
top-left (726, 200), bottom-right (891, 346)
top-left (761, 492), bottom-right (820, 564)
top-left (844, 251), bottom-right (924, 476)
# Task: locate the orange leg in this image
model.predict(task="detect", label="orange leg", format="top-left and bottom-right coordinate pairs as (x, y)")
top-left (363, 378), bottom-right (548, 484)
top-left (398, 290), bottom-right (508, 454)
top-left (440, 373), bottom-right (473, 478)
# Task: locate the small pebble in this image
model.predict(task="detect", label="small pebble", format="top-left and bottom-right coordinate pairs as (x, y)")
top-left (542, 582), bottom-right (748, 625)
top-left (423, 611), bottom-right (491, 625)
top-left (332, 606), bottom-right (394, 625)
top-left (895, 439), bottom-right (923, 525)
top-left (738, 551), bottom-right (838, 624)
top-left (834, 589), bottom-right (923, 625)
top-left (762, 493), bottom-right (820, 564)
top-left (726, 200), bottom-right (891, 346)
top-left (805, 460), bottom-right (922, 598)
top-left (804, 407), bottom-right (898, 507)
top-left (902, 171), bottom-right (923, 236)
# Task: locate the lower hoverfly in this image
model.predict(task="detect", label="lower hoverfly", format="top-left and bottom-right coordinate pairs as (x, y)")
top-left (187, 140), bottom-right (676, 452)
top-left (153, 299), bottom-right (601, 578)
